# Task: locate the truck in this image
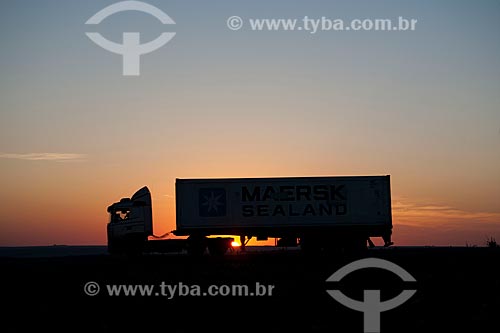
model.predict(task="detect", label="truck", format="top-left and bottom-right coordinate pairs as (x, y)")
top-left (106, 175), bottom-right (393, 255)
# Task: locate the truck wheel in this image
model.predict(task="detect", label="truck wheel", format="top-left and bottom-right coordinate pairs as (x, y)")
top-left (186, 236), bottom-right (207, 256)
top-left (107, 239), bottom-right (122, 255)
top-left (187, 246), bottom-right (205, 256)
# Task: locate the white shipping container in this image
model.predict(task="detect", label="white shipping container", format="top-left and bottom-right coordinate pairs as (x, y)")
top-left (175, 176), bottom-right (391, 231)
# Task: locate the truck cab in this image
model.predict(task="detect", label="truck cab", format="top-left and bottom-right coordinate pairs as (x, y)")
top-left (106, 186), bottom-right (153, 254)
top-left (106, 186), bottom-right (234, 256)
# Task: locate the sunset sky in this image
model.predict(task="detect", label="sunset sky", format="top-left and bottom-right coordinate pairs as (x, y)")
top-left (1, 0), bottom-right (499, 246)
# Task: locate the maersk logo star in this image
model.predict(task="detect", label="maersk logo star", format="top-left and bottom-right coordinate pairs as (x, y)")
top-left (202, 192), bottom-right (223, 213)
top-left (199, 188), bottom-right (226, 217)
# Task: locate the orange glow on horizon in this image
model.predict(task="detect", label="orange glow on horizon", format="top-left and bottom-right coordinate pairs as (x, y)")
top-left (0, 158), bottom-right (499, 247)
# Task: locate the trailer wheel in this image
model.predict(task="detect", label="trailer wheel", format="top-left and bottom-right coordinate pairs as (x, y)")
top-left (208, 240), bottom-right (229, 256)
top-left (299, 235), bottom-right (321, 256)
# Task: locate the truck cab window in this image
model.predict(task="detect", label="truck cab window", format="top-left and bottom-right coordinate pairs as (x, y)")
top-left (113, 210), bottom-right (131, 222)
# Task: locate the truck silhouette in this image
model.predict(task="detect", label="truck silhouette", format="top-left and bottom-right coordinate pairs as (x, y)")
top-left (106, 175), bottom-right (393, 255)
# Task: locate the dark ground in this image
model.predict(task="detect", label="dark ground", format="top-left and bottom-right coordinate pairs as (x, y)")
top-left (1, 246), bottom-right (499, 333)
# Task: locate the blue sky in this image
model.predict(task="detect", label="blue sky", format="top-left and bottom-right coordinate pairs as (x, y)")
top-left (1, 0), bottom-right (499, 245)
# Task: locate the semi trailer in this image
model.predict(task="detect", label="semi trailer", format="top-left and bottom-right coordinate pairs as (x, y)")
top-left (106, 175), bottom-right (393, 255)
